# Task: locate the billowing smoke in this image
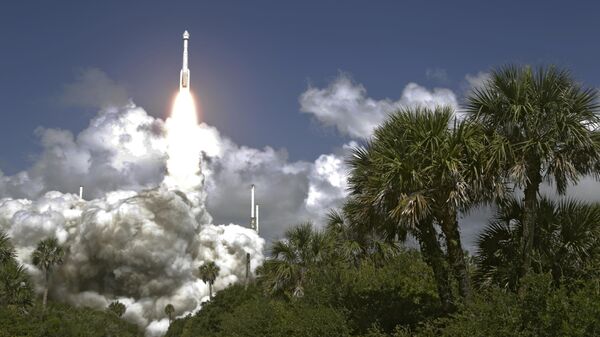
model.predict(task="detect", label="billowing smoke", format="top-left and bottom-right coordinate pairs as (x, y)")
top-left (0, 88), bottom-right (265, 336)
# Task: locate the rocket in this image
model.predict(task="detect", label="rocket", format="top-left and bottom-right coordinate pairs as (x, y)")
top-left (180, 30), bottom-right (190, 91)
top-left (250, 184), bottom-right (260, 234)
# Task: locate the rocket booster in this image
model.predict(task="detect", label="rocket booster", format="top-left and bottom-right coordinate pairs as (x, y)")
top-left (180, 30), bottom-right (190, 91)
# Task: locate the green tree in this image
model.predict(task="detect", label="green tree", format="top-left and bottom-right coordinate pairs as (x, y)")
top-left (0, 231), bottom-right (33, 311)
top-left (0, 231), bottom-right (15, 265)
top-left (0, 261), bottom-right (34, 310)
top-left (165, 303), bottom-right (175, 322)
top-left (347, 106), bottom-right (491, 306)
top-left (466, 65), bottom-right (600, 281)
top-left (260, 223), bottom-right (330, 299)
top-left (326, 200), bottom-right (403, 268)
top-left (198, 261), bottom-right (220, 299)
top-left (475, 198), bottom-right (600, 290)
top-left (31, 237), bottom-right (64, 310)
top-left (108, 301), bottom-right (126, 318)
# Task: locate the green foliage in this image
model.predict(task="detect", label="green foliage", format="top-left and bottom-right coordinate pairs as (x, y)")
top-left (168, 283), bottom-right (350, 337)
top-left (217, 298), bottom-right (350, 337)
top-left (475, 198), bottom-right (600, 289)
top-left (346, 106), bottom-right (491, 306)
top-left (259, 222), bottom-right (332, 299)
top-left (0, 231), bottom-right (15, 265)
top-left (466, 64), bottom-right (600, 280)
top-left (31, 237), bottom-right (65, 309)
top-left (31, 237), bottom-right (65, 277)
top-left (108, 300), bottom-right (126, 318)
top-left (412, 274), bottom-right (600, 337)
top-left (0, 261), bottom-right (34, 309)
top-left (165, 303), bottom-right (175, 321)
top-left (303, 251), bottom-right (443, 334)
top-left (0, 301), bottom-right (142, 337)
top-left (198, 261), bottom-right (220, 298)
top-left (0, 230), bottom-right (34, 310)
top-left (169, 250), bottom-right (444, 337)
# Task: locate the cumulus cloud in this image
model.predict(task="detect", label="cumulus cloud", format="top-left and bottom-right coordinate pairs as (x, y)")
top-left (299, 73), bottom-right (458, 138)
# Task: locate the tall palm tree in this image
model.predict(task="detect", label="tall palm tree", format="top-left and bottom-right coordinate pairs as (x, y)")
top-left (198, 261), bottom-right (220, 299)
top-left (164, 303), bottom-right (175, 322)
top-left (475, 198), bottom-right (600, 290)
top-left (347, 106), bottom-right (493, 304)
top-left (467, 65), bottom-right (600, 280)
top-left (31, 237), bottom-right (64, 310)
top-left (260, 223), bottom-right (330, 299)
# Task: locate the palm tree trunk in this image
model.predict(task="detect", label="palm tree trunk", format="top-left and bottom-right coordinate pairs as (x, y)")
top-left (519, 160), bottom-right (541, 282)
top-left (440, 208), bottom-right (472, 301)
top-left (42, 271), bottom-right (49, 311)
top-left (42, 286), bottom-right (48, 310)
top-left (417, 221), bottom-right (454, 311)
top-left (209, 282), bottom-right (213, 299)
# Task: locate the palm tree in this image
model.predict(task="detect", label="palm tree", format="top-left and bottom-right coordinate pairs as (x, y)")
top-left (31, 237), bottom-right (64, 310)
top-left (466, 65), bottom-right (600, 281)
top-left (347, 106), bottom-right (491, 304)
top-left (326, 203), bottom-right (401, 267)
top-left (198, 261), bottom-right (220, 299)
top-left (164, 303), bottom-right (175, 322)
top-left (0, 231), bottom-right (15, 265)
top-left (260, 223), bottom-right (330, 299)
top-left (475, 198), bottom-right (600, 290)
top-left (0, 261), bottom-right (34, 310)
top-left (108, 301), bottom-right (126, 317)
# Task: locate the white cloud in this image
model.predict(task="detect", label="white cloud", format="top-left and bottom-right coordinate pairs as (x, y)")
top-left (299, 73), bottom-right (458, 139)
top-left (465, 71), bottom-right (491, 90)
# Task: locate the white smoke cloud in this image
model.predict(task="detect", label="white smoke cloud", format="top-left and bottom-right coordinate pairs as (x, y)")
top-left (299, 73), bottom-right (458, 138)
top-left (0, 104), bottom-right (167, 200)
top-left (0, 186), bottom-right (264, 332)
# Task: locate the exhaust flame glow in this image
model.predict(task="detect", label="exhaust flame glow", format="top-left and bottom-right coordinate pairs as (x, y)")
top-left (164, 90), bottom-right (203, 193)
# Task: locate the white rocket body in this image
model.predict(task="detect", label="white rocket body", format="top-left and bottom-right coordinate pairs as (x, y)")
top-left (251, 185), bottom-right (255, 219)
top-left (250, 185), bottom-right (259, 234)
top-left (180, 30), bottom-right (190, 91)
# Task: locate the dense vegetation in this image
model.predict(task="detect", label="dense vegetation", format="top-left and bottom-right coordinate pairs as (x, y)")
top-left (168, 65), bottom-right (600, 337)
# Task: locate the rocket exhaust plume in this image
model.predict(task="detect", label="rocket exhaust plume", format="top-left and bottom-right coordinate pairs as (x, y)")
top-left (164, 30), bottom-right (203, 196)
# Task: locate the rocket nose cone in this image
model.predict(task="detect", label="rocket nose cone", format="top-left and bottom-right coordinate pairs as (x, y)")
top-left (183, 30), bottom-right (190, 39)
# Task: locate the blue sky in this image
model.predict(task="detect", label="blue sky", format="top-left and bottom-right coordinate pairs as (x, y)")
top-left (2, 0), bottom-right (600, 173)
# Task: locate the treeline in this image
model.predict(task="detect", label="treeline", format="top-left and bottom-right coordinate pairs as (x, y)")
top-left (168, 65), bottom-right (600, 337)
